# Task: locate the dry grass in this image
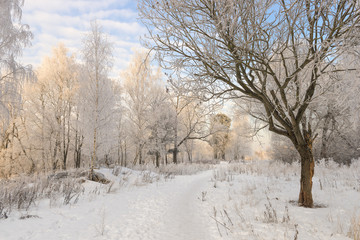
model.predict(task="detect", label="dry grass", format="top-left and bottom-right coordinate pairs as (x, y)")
top-left (348, 213), bottom-right (360, 240)
top-left (0, 170), bottom-right (85, 218)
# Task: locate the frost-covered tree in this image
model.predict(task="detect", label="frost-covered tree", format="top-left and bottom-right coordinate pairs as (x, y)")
top-left (112, 80), bottom-right (128, 167)
top-left (148, 86), bottom-right (174, 167)
top-left (209, 113), bottom-right (231, 160)
top-left (81, 21), bottom-right (114, 172)
top-left (139, 0), bottom-right (360, 207)
top-left (0, 0), bottom-right (32, 157)
top-left (21, 43), bottom-right (79, 171)
top-left (227, 112), bottom-right (252, 161)
top-left (167, 85), bottom-right (218, 163)
top-left (38, 44), bottom-right (78, 170)
top-left (314, 51), bottom-right (360, 163)
top-left (122, 50), bottom-right (162, 165)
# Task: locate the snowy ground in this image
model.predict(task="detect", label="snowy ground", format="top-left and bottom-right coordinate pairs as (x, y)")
top-left (1, 160), bottom-right (359, 240)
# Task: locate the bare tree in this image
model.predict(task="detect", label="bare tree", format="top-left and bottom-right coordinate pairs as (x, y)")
top-left (122, 50), bottom-right (162, 165)
top-left (36, 44), bottom-right (78, 170)
top-left (16, 44), bottom-right (79, 172)
top-left (112, 80), bottom-right (128, 167)
top-left (148, 87), bottom-right (174, 167)
top-left (139, 0), bottom-right (360, 207)
top-left (314, 51), bottom-right (360, 163)
top-left (167, 88), bottom-right (217, 163)
top-left (209, 113), bottom-right (231, 160)
top-left (82, 21), bottom-right (114, 174)
top-left (0, 0), bottom-right (32, 158)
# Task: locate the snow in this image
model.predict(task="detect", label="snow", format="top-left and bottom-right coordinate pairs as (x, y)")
top-left (1, 160), bottom-right (359, 240)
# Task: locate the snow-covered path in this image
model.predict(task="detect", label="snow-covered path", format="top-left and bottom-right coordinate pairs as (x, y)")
top-left (2, 161), bottom-right (360, 240)
top-left (115, 170), bottom-right (218, 240)
top-left (1, 170), bottom-right (220, 240)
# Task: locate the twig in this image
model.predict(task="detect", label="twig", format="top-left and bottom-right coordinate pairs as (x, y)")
top-left (210, 216), bottom-right (232, 231)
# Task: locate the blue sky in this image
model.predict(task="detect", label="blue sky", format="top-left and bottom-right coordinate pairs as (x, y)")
top-left (21, 0), bottom-right (146, 77)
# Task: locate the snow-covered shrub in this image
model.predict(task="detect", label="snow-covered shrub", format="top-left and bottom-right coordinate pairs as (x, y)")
top-left (212, 166), bottom-right (233, 182)
top-left (140, 171), bottom-right (160, 184)
top-left (62, 178), bottom-right (84, 205)
top-left (112, 166), bottom-right (122, 176)
top-left (223, 160), bottom-right (299, 181)
top-left (128, 162), bottom-right (212, 176)
top-left (263, 196), bottom-right (278, 223)
top-left (316, 158), bottom-right (360, 192)
top-left (0, 177), bottom-right (39, 214)
top-left (0, 170), bottom-right (86, 217)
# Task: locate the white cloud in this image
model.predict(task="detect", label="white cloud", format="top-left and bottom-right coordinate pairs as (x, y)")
top-left (20, 0), bottom-right (145, 76)
top-left (23, 0), bottom-right (128, 14)
top-left (83, 9), bottom-right (138, 20)
top-left (99, 19), bottom-right (147, 37)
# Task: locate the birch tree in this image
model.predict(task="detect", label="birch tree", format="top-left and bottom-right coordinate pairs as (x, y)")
top-left (139, 0), bottom-right (360, 207)
top-left (23, 43), bottom-right (79, 171)
top-left (122, 50), bottom-right (162, 165)
top-left (0, 0), bottom-right (32, 159)
top-left (112, 80), bottom-right (128, 166)
top-left (82, 21), bottom-right (114, 173)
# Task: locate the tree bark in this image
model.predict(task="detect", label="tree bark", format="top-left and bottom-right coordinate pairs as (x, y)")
top-left (139, 145), bottom-right (143, 165)
top-left (297, 142), bottom-right (315, 208)
top-left (320, 113), bottom-right (331, 159)
top-left (221, 150), bottom-right (225, 160)
top-left (213, 149), bottom-right (217, 160)
top-left (155, 151), bottom-right (160, 168)
top-left (173, 148), bottom-right (177, 164)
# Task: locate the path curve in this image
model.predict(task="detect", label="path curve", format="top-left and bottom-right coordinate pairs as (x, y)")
top-left (0, 169), bottom-right (221, 240)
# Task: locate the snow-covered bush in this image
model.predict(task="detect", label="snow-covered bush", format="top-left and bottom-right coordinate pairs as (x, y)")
top-left (127, 162), bottom-right (212, 176)
top-left (0, 170), bottom-right (86, 217)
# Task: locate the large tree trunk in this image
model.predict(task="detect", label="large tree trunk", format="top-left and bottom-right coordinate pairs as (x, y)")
top-left (297, 142), bottom-right (315, 208)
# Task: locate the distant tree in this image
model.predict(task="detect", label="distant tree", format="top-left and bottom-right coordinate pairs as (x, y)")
top-left (167, 88), bottom-right (217, 163)
top-left (139, 0), bottom-right (360, 207)
top-left (122, 50), bottom-right (162, 165)
top-left (227, 108), bottom-right (252, 161)
top-left (271, 133), bottom-right (299, 163)
top-left (209, 113), bottom-right (231, 160)
top-left (314, 52), bottom-right (360, 163)
top-left (112, 80), bottom-right (128, 167)
top-left (148, 87), bottom-right (174, 167)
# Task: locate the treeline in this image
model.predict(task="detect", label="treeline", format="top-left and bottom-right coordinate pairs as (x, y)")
top-left (0, 8), bottom-right (252, 177)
